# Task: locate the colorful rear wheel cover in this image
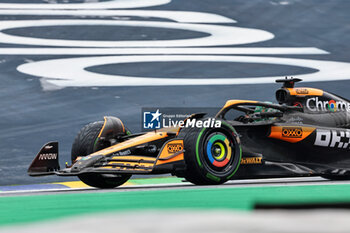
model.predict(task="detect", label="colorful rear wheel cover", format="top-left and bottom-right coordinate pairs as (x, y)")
top-left (205, 132), bottom-right (233, 170)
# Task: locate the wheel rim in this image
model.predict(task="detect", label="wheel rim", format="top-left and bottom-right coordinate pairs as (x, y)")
top-left (205, 133), bottom-right (233, 171)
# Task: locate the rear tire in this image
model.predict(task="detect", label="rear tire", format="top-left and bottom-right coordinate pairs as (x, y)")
top-left (72, 121), bottom-right (131, 189)
top-left (178, 121), bottom-right (241, 185)
top-left (321, 175), bottom-right (350, 180)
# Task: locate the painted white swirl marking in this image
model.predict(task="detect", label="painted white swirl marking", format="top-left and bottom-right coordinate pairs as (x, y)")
top-left (0, 0), bottom-right (348, 89)
top-left (0, 20), bottom-right (273, 47)
top-left (0, 0), bottom-right (171, 9)
top-left (17, 55), bottom-right (350, 90)
top-left (0, 9), bottom-right (236, 23)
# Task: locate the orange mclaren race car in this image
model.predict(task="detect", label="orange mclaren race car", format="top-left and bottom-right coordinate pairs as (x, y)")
top-left (28, 78), bottom-right (350, 188)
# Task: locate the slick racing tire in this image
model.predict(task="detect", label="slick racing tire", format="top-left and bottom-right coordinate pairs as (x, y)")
top-left (178, 120), bottom-right (242, 185)
top-left (71, 121), bottom-right (131, 189)
top-left (321, 175), bottom-right (350, 180)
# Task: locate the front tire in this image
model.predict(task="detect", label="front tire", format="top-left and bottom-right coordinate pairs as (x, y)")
top-left (179, 121), bottom-right (241, 185)
top-left (71, 121), bottom-right (131, 189)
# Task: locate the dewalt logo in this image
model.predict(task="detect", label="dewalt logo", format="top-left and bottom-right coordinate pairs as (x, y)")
top-left (282, 127), bottom-right (303, 138)
top-left (240, 157), bottom-right (262, 164)
top-left (167, 143), bottom-right (183, 153)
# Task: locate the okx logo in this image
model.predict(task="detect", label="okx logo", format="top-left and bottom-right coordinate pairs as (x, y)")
top-left (282, 127), bottom-right (303, 138)
top-left (143, 109), bottom-right (162, 129)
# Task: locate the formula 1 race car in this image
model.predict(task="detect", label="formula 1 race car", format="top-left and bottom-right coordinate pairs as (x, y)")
top-left (28, 78), bottom-right (350, 188)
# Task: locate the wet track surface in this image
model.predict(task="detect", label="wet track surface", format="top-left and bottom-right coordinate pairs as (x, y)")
top-left (0, 0), bottom-right (350, 185)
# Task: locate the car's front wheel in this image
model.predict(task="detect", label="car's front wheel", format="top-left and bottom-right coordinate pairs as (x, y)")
top-left (71, 120), bottom-right (131, 188)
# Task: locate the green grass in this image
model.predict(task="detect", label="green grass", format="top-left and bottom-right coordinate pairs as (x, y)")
top-left (129, 177), bottom-right (183, 185)
top-left (1, 184), bottom-right (350, 226)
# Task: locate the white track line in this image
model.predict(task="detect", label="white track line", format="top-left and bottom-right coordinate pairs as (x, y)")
top-left (0, 0), bottom-right (171, 9)
top-left (0, 9), bottom-right (235, 23)
top-left (0, 47), bottom-right (328, 55)
top-left (0, 20), bottom-right (273, 47)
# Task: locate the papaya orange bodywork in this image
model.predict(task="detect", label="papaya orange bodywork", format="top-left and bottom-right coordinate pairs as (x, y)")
top-left (287, 88), bottom-right (323, 96)
top-left (91, 132), bottom-right (168, 156)
top-left (222, 100), bottom-right (259, 109)
top-left (156, 139), bottom-right (184, 165)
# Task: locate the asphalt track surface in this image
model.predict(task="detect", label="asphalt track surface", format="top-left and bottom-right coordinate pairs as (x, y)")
top-left (0, 0), bottom-right (350, 186)
top-left (0, 176), bottom-right (348, 197)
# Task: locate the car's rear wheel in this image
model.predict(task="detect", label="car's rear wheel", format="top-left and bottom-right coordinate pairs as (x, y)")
top-left (321, 174), bottom-right (350, 180)
top-left (178, 121), bottom-right (242, 185)
top-left (71, 120), bottom-right (131, 189)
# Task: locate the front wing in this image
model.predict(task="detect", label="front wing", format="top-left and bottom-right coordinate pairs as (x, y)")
top-left (28, 139), bottom-right (186, 177)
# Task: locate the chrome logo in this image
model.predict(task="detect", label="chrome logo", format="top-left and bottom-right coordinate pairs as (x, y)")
top-left (306, 97), bottom-right (350, 112)
top-left (328, 100), bottom-right (337, 112)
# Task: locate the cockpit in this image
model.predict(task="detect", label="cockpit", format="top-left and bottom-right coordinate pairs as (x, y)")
top-left (216, 102), bottom-right (288, 124)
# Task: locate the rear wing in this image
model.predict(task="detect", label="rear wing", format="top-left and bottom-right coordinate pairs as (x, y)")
top-left (27, 142), bottom-right (60, 176)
